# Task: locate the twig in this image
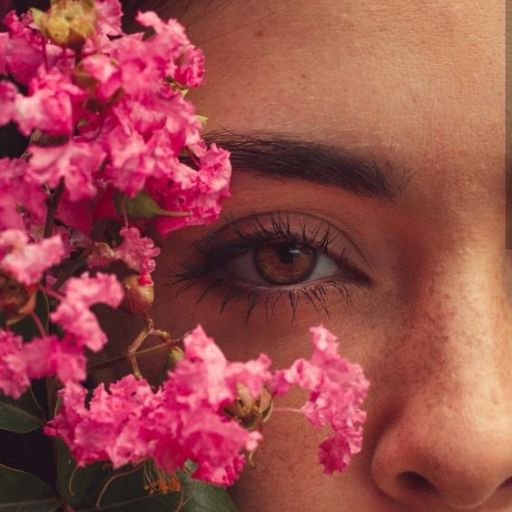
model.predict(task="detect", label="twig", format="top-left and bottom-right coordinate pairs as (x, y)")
top-left (95, 463), bottom-right (144, 509)
top-left (30, 311), bottom-right (47, 337)
top-left (43, 179), bottom-right (65, 239)
top-left (88, 337), bottom-right (181, 372)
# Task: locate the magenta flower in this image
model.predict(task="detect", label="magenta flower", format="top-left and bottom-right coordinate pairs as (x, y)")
top-left (0, 330), bottom-right (30, 399)
top-left (51, 272), bottom-right (123, 351)
top-left (14, 69), bottom-right (86, 136)
top-left (272, 325), bottom-right (370, 474)
top-left (0, 229), bottom-right (65, 285)
top-left (0, 158), bottom-right (46, 231)
top-left (28, 141), bottom-right (106, 201)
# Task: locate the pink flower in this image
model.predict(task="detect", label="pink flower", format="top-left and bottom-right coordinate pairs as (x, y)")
top-left (95, 0), bottom-right (123, 37)
top-left (2, 11), bottom-right (44, 85)
top-left (115, 227), bottom-right (161, 275)
top-left (23, 335), bottom-right (86, 384)
top-left (0, 81), bottom-right (16, 126)
top-left (0, 229), bottom-right (65, 285)
top-left (100, 122), bottom-right (155, 196)
top-left (14, 69), bottom-right (86, 136)
top-left (45, 377), bottom-right (160, 467)
top-left (88, 226), bottom-right (161, 276)
top-left (0, 330), bottom-right (29, 399)
top-left (174, 47), bottom-right (205, 88)
top-left (149, 144), bottom-right (232, 235)
top-left (46, 326), bottom-right (268, 486)
top-left (0, 158), bottom-right (46, 230)
top-left (51, 272), bottom-right (123, 351)
top-left (28, 141), bottom-right (106, 201)
top-left (78, 54), bottom-right (122, 102)
top-left (272, 325), bottom-right (370, 474)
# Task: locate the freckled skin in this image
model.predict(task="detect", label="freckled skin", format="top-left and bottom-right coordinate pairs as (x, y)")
top-left (105, 1), bottom-right (511, 510)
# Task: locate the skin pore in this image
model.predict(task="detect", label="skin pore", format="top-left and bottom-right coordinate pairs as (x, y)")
top-left (104, 1), bottom-right (509, 511)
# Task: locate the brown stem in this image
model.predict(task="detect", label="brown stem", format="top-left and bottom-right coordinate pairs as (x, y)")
top-left (30, 311), bottom-right (47, 337)
top-left (88, 337), bottom-right (181, 373)
top-left (95, 463), bottom-right (144, 509)
top-left (43, 179), bottom-right (65, 239)
top-left (51, 250), bottom-right (91, 292)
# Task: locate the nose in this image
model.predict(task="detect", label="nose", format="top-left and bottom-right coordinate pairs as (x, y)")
top-left (370, 253), bottom-right (512, 510)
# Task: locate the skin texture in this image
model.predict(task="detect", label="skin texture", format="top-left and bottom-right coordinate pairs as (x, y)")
top-left (106, 1), bottom-right (509, 510)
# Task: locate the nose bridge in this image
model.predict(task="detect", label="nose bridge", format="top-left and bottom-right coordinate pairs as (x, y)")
top-left (401, 244), bottom-right (510, 385)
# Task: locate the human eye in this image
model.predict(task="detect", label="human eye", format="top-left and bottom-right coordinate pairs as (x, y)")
top-left (170, 211), bottom-right (372, 323)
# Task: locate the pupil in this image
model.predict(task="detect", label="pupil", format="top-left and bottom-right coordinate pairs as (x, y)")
top-left (253, 242), bottom-right (317, 285)
top-left (278, 245), bottom-right (301, 264)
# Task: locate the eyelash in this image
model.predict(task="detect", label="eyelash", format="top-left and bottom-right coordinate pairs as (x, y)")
top-left (169, 212), bottom-right (371, 323)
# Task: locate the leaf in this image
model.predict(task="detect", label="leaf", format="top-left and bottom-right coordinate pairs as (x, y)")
top-left (0, 389), bottom-right (45, 433)
top-left (180, 478), bottom-right (239, 512)
top-left (57, 443), bottom-right (182, 511)
top-left (79, 465), bottom-right (182, 512)
top-left (0, 464), bottom-right (58, 512)
top-left (56, 439), bottom-right (112, 508)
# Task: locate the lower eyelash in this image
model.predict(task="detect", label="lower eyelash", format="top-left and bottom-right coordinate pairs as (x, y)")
top-left (168, 272), bottom-right (352, 324)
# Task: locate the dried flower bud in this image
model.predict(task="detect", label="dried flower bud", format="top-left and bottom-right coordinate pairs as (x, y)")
top-left (121, 274), bottom-right (154, 314)
top-left (0, 271), bottom-right (37, 323)
top-left (225, 385), bottom-right (274, 430)
top-left (32, 0), bottom-right (97, 50)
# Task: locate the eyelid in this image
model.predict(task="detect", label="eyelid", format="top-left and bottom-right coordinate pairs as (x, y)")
top-left (189, 211), bottom-right (372, 286)
top-left (170, 211), bottom-right (373, 323)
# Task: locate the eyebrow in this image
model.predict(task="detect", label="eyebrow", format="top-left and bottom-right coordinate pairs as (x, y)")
top-left (204, 131), bottom-right (400, 201)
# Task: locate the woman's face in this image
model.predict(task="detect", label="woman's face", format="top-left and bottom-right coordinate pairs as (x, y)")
top-left (149, 1), bottom-right (508, 510)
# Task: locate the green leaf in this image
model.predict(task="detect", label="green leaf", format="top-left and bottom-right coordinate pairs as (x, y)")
top-left (180, 478), bottom-right (239, 512)
top-left (0, 464), bottom-right (58, 512)
top-left (0, 389), bottom-right (45, 433)
top-left (57, 443), bottom-right (182, 511)
top-left (56, 439), bottom-right (112, 508)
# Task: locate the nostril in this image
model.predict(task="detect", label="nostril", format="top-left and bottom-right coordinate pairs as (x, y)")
top-left (499, 477), bottom-right (512, 489)
top-left (398, 471), bottom-right (438, 495)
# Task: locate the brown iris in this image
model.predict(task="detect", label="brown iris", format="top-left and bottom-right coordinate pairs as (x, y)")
top-left (252, 242), bottom-right (317, 285)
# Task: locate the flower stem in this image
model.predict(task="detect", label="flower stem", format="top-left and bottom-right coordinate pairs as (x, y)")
top-left (43, 179), bottom-right (65, 239)
top-left (88, 334), bottom-right (180, 372)
top-left (30, 311), bottom-right (47, 337)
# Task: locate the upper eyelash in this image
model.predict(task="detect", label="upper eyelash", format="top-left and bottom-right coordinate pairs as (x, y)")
top-left (167, 212), bottom-right (371, 323)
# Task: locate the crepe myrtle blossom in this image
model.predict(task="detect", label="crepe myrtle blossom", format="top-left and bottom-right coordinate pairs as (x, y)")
top-left (51, 272), bottom-right (124, 352)
top-left (0, 228), bottom-right (65, 285)
top-left (88, 226), bottom-right (161, 275)
top-left (272, 326), bottom-right (370, 474)
top-left (0, 0), bottom-right (369, 491)
top-left (0, 331), bottom-right (86, 399)
top-left (0, 4), bottom-right (230, 237)
top-left (45, 326), bottom-right (368, 484)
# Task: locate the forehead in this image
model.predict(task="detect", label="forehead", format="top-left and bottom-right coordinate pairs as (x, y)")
top-left (177, 0), bottom-right (504, 211)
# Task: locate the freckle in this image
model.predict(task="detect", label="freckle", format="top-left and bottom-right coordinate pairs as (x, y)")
top-left (254, 29), bottom-right (264, 37)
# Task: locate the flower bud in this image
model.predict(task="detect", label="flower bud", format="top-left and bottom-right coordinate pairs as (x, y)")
top-left (224, 385), bottom-right (274, 430)
top-left (121, 274), bottom-right (154, 314)
top-left (32, 0), bottom-right (97, 50)
top-left (0, 271), bottom-right (37, 323)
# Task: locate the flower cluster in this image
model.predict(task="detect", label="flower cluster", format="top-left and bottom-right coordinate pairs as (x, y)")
top-left (0, 1), bottom-right (231, 237)
top-left (45, 325), bottom-right (368, 485)
top-left (0, 0), bottom-right (369, 495)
